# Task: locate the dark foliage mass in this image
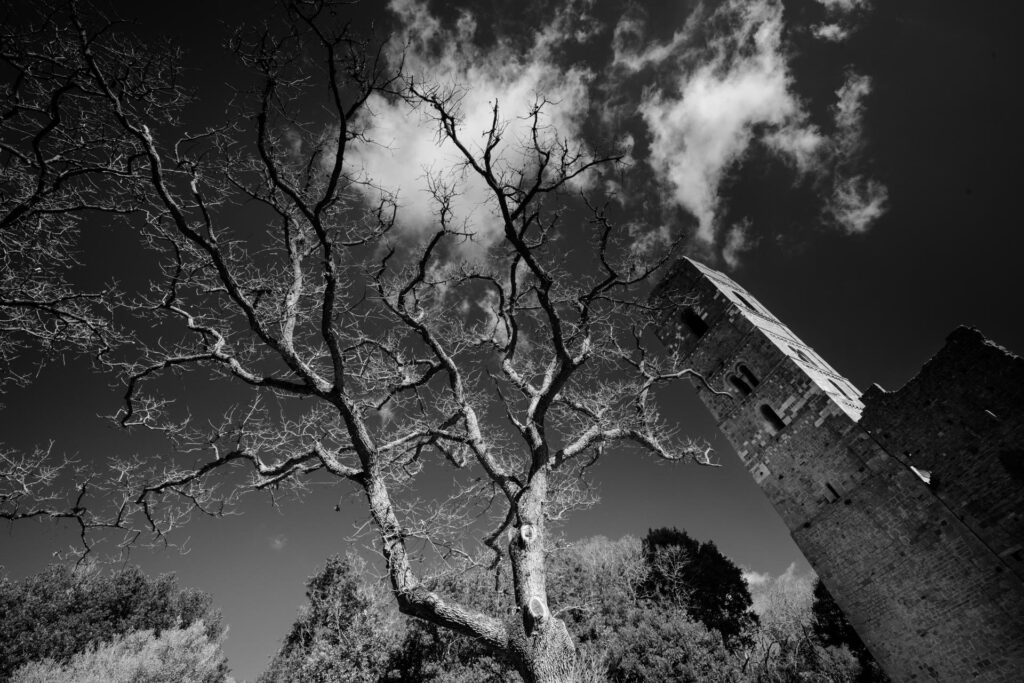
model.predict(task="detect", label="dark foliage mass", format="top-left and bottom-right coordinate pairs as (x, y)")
top-left (0, 565), bottom-right (223, 681)
top-left (812, 580), bottom-right (889, 683)
top-left (260, 534), bottom-right (886, 682)
top-left (641, 527), bottom-right (758, 645)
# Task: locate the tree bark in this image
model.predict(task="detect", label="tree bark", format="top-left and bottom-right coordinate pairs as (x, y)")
top-left (507, 472), bottom-right (579, 682)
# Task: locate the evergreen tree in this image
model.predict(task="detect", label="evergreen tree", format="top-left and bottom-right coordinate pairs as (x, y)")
top-left (641, 528), bottom-right (758, 644)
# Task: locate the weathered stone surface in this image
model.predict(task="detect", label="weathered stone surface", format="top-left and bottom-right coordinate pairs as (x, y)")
top-left (653, 257), bottom-right (1024, 683)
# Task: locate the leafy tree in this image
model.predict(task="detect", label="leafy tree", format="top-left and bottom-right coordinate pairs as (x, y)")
top-left (259, 554), bottom-right (399, 683)
top-left (811, 580), bottom-right (889, 683)
top-left (0, 564), bottom-right (223, 680)
top-left (10, 621), bottom-right (227, 683)
top-left (640, 527), bottom-right (758, 644)
top-left (744, 567), bottom-right (863, 683)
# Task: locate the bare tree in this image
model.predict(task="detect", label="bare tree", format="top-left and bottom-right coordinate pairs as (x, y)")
top-left (0, 0), bottom-right (179, 537)
top-left (3, 2), bottom-right (718, 679)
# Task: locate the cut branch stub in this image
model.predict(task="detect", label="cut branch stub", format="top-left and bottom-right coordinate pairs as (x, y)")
top-left (527, 595), bottom-right (549, 623)
top-left (519, 523), bottom-right (536, 545)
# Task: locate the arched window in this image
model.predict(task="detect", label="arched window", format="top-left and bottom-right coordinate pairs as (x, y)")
top-left (790, 345), bottom-right (812, 364)
top-left (729, 375), bottom-right (752, 396)
top-left (680, 307), bottom-right (709, 338)
top-left (759, 404), bottom-right (786, 434)
top-left (829, 378), bottom-right (851, 400)
top-left (738, 363), bottom-right (759, 387)
top-left (734, 291), bottom-right (757, 312)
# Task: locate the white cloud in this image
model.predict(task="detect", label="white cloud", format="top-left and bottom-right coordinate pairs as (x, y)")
top-left (825, 72), bottom-right (887, 233)
top-left (743, 568), bottom-right (772, 586)
top-left (815, 0), bottom-right (868, 10)
top-left (338, 0), bottom-right (885, 264)
top-left (829, 175), bottom-right (888, 233)
top-left (612, 12), bottom-right (700, 73)
top-left (812, 23), bottom-right (850, 42)
top-left (722, 219), bottom-right (755, 268)
top-left (628, 223), bottom-right (673, 257)
top-left (640, 0), bottom-right (820, 244)
top-left (346, 0), bottom-right (595, 253)
top-left (763, 125), bottom-right (827, 175)
top-left (268, 534), bottom-right (288, 551)
top-left (812, 0), bottom-right (869, 42)
top-left (833, 71), bottom-right (872, 155)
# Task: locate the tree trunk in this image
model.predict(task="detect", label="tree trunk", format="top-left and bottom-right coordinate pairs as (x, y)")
top-left (507, 472), bottom-right (579, 682)
top-left (510, 614), bottom-right (578, 683)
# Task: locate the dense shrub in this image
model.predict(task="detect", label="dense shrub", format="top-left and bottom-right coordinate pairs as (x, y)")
top-left (0, 564), bottom-right (223, 681)
top-left (10, 621), bottom-right (227, 683)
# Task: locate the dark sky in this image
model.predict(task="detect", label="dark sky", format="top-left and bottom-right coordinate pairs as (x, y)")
top-left (2, 1), bottom-right (1023, 680)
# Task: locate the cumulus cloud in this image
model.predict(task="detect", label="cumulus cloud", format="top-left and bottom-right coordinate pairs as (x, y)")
top-left (722, 219), bottom-right (755, 268)
top-left (743, 568), bottom-right (772, 586)
top-left (346, 0), bottom-right (595, 252)
top-left (268, 534), bottom-right (288, 551)
top-left (825, 72), bottom-right (887, 232)
top-left (815, 0), bottom-right (868, 10)
top-left (640, 0), bottom-right (821, 245)
top-left (336, 0), bottom-right (884, 267)
top-left (763, 125), bottom-right (827, 176)
top-left (829, 175), bottom-right (888, 233)
top-left (833, 72), bottom-right (872, 154)
top-left (813, 23), bottom-right (850, 42)
top-left (630, 1), bottom-right (885, 256)
top-left (812, 0), bottom-right (870, 42)
top-left (612, 11), bottom-right (701, 73)
top-left (628, 223), bottom-right (673, 257)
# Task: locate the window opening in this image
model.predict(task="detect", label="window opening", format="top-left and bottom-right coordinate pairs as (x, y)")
top-left (828, 378), bottom-right (851, 400)
top-left (759, 404), bottom-right (786, 434)
top-left (729, 375), bottom-right (752, 396)
top-left (734, 291), bottom-right (757, 312)
top-left (738, 363), bottom-right (759, 387)
top-left (824, 482), bottom-right (840, 502)
top-left (680, 307), bottom-right (709, 338)
top-left (790, 345), bottom-right (812, 364)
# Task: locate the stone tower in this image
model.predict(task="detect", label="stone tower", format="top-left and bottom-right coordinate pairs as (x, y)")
top-left (653, 257), bottom-right (1024, 683)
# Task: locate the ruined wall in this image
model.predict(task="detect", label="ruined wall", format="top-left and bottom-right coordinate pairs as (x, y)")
top-left (653, 258), bottom-right (1024, 683)
top-left (861, 326), bottom-right (1024, 581)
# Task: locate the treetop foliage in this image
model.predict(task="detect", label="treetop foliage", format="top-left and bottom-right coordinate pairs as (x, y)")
top-left (258, 534), bottom-right (876, 682)
top-left (640, 526), bottom-right (758, 645)
top-left (0, 564), bottom-right (223, 681)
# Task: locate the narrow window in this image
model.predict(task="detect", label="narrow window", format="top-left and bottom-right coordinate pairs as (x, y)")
top-left (790, 345), bottom-right (812, 364)
top-left (824, 482), bottom-right (840, 502)
top-left (738, 363), bottom-right (759, 387)
top-left (680, 307), bottom-right (709, 338)
top-left (734, 291), bottom-right (757, 312)
top-left (760, 404), bottom-right (786, 434)
top-left (729, 375), bottom-right (752, 396)
top-left (829, 378), bottom-right (851, 400)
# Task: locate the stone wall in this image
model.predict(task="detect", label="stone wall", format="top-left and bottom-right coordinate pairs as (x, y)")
top-left (861, 326), bottom-right (1024, 581)
top-left (653, 258), bottom-right (1024, 683)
